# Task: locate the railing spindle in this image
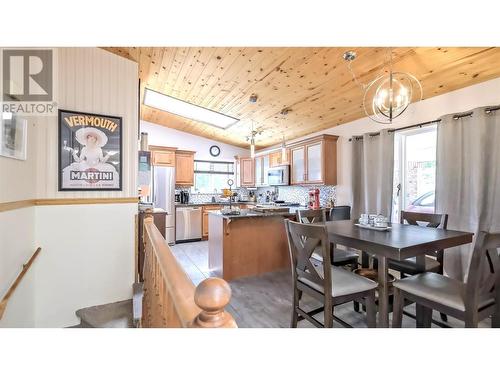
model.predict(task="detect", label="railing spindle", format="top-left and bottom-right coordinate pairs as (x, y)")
top-left (141, 215), bottom-right (237, 328)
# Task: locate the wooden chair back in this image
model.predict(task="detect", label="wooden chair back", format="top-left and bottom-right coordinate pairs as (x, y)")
top-left (465, 231), bottom-right (500, 313)
top-left (329, 206), bottom-right (351, 221)
top-left (284, 219), bottom-right (331, 298)
top-left (400, 211), bottom-right (448, 229)
top-left (296, 209), bottom-right (326, 224)
top-left (400, 211), bottom-right (449, 268)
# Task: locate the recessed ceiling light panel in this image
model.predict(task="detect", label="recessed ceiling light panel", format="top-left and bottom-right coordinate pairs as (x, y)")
top-left (143, 88), bottom-right (239, 129)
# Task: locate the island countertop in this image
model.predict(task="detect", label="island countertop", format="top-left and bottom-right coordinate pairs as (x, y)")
top-left (208, 208), bottom-right (301, 219)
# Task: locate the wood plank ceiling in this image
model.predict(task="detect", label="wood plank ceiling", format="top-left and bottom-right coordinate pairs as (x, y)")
top-left (104, 47), bottom-right (500, 148)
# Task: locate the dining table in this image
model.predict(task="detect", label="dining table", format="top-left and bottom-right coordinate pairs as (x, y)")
top-left (320, 220), bottom-right (474, 328)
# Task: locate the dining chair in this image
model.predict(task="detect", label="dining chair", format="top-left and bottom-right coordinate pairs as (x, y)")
top-left (389, 211), bottom-right (449, 277)
top-left (392, 231), bottom-right (500, 328)
top-left (284, 219), bottom-right (378, 328)
top-left (388, 211), bottom-right (449, 321)
top-left (329, 206), bottom-right (351, 221)
top-left (297, 209), bottom-right (359, 270)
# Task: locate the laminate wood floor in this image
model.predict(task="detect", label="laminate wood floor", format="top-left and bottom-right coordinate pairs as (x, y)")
top-left (171, 241), bottom-right (491, 328)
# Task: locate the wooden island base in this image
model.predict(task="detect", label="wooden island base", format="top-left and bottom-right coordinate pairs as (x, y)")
top-left (208, 213), bottom-right (293, 281)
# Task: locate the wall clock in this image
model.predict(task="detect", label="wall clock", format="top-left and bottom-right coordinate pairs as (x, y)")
top-left (209, 145), bottom-right (221, 157)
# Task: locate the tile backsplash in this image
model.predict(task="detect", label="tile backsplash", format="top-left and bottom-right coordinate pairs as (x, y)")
top-left (186, 185), bottom-right (336, 206)
top-left (256, 185), bottom-right (336, 206)
top-left (186, 192), bottom-right (220, 204)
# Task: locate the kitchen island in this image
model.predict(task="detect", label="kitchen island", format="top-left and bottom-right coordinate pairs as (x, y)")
top-left (208, 209), bottom-right (298, 281)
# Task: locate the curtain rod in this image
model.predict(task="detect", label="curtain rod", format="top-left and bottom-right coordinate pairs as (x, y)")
top-left (348, 106), bottom-right (500, 141)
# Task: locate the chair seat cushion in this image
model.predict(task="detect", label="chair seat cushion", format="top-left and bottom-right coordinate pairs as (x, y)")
top-left (333, 248), bottom-right (359, 263)
top-left (389, 256), bottom-right (440, 274)
top-left (310, 248), bottom-right (358, 264)
top-left (393, 273), bottom-right (495, 312)
top-left (299, 264), bottom-right (377, 299)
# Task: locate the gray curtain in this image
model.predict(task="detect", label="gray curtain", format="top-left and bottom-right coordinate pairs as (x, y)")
top-left (351, 129), bottom-right (395, 220)
top-left (436, 106), bottom-right (500, 281)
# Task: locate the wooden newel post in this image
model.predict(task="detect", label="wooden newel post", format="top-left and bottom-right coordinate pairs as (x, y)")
top-left (190, 278), bottom-right (237, 328)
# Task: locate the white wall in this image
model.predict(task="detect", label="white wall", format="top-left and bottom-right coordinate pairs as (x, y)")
top-left (34, 203), bottom-right (136, 327)
top-left (260, 77), bottom-right (500, 205)
top-left (141, 120), bottom-right (249, 161)
top-left (35, 48), bottom-right (139, 198)
top-left (0, 89), bottom-right (38, 326)
top-left (0, 207), bottom-right (36, 327)
top-left (0, 47), bottom-right (138, 327)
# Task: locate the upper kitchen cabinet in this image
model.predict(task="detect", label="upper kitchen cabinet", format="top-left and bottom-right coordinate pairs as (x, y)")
top-left (175, 150), bottom-right (195, 186)
top-left (149, 145), bottom-right (177, 167)
top-left (269, 149), bottom-right (290, 167)
top-left (290, 134), bottom-right (338, 185)
top-left (290, 146), bottom-right (306, 184)
top-left (255, 154), bottom-right (269, 186)
top-left (235, 156), bottom-right (255, 187)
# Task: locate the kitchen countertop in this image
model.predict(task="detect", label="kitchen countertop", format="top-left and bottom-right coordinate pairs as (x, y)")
top-left (175, 201), bottom-right (258, 207)
top-left (208, 206), bottom-right (305, 219)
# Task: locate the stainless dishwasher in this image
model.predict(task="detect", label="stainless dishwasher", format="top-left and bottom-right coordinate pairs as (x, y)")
top-left (175, 206), bottom-right (202, 242)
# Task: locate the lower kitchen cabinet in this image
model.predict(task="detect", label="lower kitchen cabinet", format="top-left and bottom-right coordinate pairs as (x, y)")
top-left (202, 205), bottom-right (220, 238)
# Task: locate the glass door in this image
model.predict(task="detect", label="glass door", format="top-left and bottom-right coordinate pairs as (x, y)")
top-left (392, 125), bottom-right (437, 222)
top-left (306, 142), bottom-right (322, 183)
top-left (291, 146), bottom-right (305, 184)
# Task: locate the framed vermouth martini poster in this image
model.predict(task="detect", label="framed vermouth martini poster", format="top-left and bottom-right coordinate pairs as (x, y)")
top-left (58, 109), bottom-right (122, 191)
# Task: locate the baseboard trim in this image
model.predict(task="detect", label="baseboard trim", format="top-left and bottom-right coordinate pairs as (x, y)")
top-left (0, 197), bottom-right (138, 212)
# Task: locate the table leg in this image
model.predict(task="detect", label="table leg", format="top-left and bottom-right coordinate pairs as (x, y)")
top-left (361, 251), bottom-right (370, 268)
top-left (415, 255), bottom-right (426, 328)
top-left (377, 256), bottom-right (389, 328)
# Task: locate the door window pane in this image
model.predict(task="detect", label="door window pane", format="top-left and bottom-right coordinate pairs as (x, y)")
top-left (392, 125), bottom-right (437, 221)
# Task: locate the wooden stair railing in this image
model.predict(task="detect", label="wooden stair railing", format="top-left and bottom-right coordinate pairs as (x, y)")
top-left (142, 214), bottom-right (237, 328)
top-left (0, 247), bottom-right (41, 320)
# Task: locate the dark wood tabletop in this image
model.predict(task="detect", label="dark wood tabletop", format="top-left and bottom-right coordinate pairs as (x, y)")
top-left (311, 219), bottom-right (474, 327)
top-left (320, 221), bottom-right (474, 260)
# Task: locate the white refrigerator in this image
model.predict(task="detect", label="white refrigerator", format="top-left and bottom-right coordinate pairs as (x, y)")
top-left (152, 166), bottom-right (176, 244)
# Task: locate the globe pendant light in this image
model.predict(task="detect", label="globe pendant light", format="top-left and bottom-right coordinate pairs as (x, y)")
top-left (344, 49), bottom-right (423, 124)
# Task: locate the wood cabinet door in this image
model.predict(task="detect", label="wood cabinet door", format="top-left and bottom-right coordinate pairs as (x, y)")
top-left (175, 153), bottom-right (194, 185)
top-left (306, 142), bottom-right (323, 183)
top-left (291, 146), bottom-right (306, 184)
top-left (202, 211), bottom-right (209, 236)
top-left (269, 149), bottom-right (290, 167)
top-left (269, 151), bottom-right (280, 168)
top-left (152, 150), bottom-right (175, 166)
top-left (262, 154), bottom-right (269, 186)
top-left (255, 156), bottom-right (263, 186)
top-left (240, 157), bottom-right (255, 186)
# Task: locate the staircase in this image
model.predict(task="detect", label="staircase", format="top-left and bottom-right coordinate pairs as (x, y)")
top-left (70, 283), bottom-right (143, 328)
top-left (73, 299), bottom-right (134, 328)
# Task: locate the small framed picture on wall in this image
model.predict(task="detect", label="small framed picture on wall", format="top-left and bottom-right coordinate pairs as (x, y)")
top-left (0, 112), bottom-right (27, 160)
top-left (58, 109), bottom-right (122, 191)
